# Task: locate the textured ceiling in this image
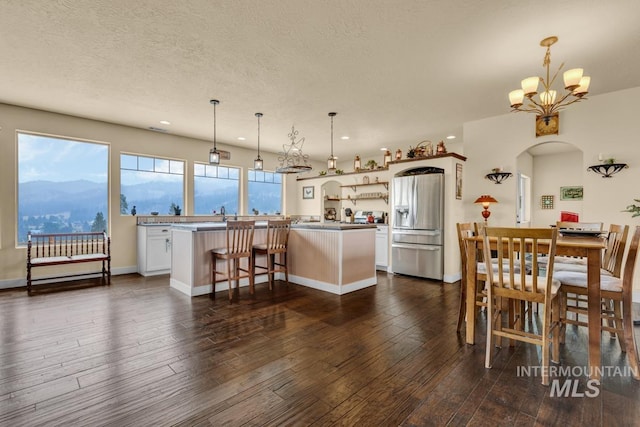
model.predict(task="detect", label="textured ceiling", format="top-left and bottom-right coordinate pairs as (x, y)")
top-left (1, 0), bottom-right (639, 162)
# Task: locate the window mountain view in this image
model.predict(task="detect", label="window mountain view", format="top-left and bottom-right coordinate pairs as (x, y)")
top-left (17, 179), bottom-right (109, 243)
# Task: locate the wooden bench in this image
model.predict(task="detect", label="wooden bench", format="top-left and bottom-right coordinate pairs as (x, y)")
top-left (27, 231), bottom-right (111, 295)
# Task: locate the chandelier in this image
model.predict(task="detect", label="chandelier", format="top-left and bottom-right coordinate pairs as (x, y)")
top-left (508, 36), bottom-right (590, 124)
top-left (275, 126), bottom-right (312, 174)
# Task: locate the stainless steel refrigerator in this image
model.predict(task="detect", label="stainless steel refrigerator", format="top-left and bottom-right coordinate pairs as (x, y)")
top-left (391, 167), bottom-right (444, 280)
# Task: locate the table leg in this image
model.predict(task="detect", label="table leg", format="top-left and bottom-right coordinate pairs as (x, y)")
top-left (466, 239), bottom-right (478, 345)
top-left (587, 247), bottom-right (602, 381)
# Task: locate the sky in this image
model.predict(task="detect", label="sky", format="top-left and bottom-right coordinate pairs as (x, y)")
top-left (18, 133), bottom-right (108, 183)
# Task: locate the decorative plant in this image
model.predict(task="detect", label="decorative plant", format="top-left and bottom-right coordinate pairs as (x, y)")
top-left (491, 167), bottom-right (502, 173)
top-left (169, 203), bottom-right (181, 215)
top-left (605, 158), bottom-right (616, 165)
top-left (319, 170), bottom-right (327, 176)
top-left (336, 169), bottom-right (344, 175)
top-left (365, 160), bottom-right (378, 170)
top-left (623, 199), bottom-right (640, 217)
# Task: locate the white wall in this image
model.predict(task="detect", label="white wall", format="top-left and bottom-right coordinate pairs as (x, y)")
top-left (463, 86), bottom-right (640, 299)
top-left (531, 150), bottom-right (584, 227)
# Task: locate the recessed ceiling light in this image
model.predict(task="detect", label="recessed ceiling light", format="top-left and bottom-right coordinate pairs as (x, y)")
top-left (159, 120), bottom-right (171, 125)
top-left (446, 135), bottom-right (456, 140)
top-left (341, 136), bottom-right (349, 140)
top-left (237, 137), bottom-right (246, 141)
top-left (380, 147), bottom-right (388, 151)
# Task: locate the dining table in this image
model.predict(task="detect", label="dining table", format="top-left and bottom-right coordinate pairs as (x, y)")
top-left (463, 233), bottom-right (607, 380)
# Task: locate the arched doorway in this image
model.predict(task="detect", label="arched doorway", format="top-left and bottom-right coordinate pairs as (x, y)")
top-left (516, 141), bottom-right (583, 227)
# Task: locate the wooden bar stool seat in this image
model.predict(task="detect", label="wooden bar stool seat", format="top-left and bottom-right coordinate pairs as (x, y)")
top-left (210, 221), bottom-right (255, 302)
top-left (252, 219), bottom-right (291, 291)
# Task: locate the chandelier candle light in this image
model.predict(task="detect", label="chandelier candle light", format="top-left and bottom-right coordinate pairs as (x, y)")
top-left (254, 112), bottom-right (263, 171)
top-left (209, 99), bottom-right (221, 165)
top-left (508, 36), bottom-right (590, 125)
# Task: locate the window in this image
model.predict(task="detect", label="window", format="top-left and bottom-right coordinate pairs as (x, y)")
top-left (193, 163), bottom-right (240, 215)
top-left (120, 154), bottom-right (184, 215)
top-left (17, 132), bottom-right (109, 244)
top-left (248, 170), bottom-right (282, 215)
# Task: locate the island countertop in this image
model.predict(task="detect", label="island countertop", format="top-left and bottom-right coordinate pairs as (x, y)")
top-left (168, 221), bottom-right (377, 232)
top-left (169, 221), bottom-right (377, 296)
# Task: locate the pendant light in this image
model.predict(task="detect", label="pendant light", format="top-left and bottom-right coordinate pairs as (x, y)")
top-left (327, 112), bottom-right (337, 172)
top-left (208, 99), bottom-right (220, 165)
top-left (254, 112), bottom-right (264, 170)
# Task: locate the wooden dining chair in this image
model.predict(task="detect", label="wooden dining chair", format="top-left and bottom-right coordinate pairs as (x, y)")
top-left (456, 222), bottom-right (487, 332)
top-left (555, 225), bottom-right (631, 342)
top-left (553, 226), bottom-right (640, 379)
top-left (252, 219), bottom-right (291, 291)
top-left (457, 222), bottom-right (530, 332)
top-left (210, 221), bottom-right (255, 302)
top-left (482, 226), bottom-right (561, 386)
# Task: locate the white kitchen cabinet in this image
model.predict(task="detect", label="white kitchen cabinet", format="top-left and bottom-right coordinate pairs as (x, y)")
top-left (375, 225), bottom-right (389, 270)
top-left (137, 225), bottom-right (172, 276)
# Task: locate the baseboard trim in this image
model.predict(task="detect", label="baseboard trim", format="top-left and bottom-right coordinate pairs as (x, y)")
top-left (0, 265), bottom-right (138, 290)
top-left (288, 274), bottom-right (376, 295)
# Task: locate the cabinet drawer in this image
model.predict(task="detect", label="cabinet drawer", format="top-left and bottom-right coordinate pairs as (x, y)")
top-left (146, 227), bottom-right (171, 236)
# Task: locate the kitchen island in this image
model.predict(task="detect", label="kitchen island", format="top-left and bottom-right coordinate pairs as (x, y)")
top-left (169, 222), bottom-right (377, 297)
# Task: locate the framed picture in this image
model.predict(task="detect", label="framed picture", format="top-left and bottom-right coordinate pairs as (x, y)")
top-left (455, 163), bottom-right (463, 200)
top-left (560, 186), bottom-right (583, 201)
top-left (302, 186), bottom-right (314, 199)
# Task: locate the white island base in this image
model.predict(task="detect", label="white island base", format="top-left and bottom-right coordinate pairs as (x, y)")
top-left (169, 222), bottom-right (377, 297)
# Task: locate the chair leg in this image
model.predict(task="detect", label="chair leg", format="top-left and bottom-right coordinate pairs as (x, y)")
top-left (613, 299), bottom-right (626, 352)
top-left (621, 296), bottom-right (640, 380)
top-left (268, 253), bottom-right (275, 291)
top-left (249, 255), bottom-right (255, 295)
top-left (605, 298), bottom-right (618, 340)
top-left (457, 279), bottom-right (467, 332)
top-left (551, 296), bottom-right (560, 364)
top-left (559, 290), bottom-right (566, 344)
top-left (283, 252), bottom-right (289, 287)
top-left (251, 250), bottom-right (256, 293)
top-left (227, 259), bottom-right (233, 303)
top-left (210, 254), bottom-right (216, 300)
top-left (485, 295), bottom-right (497, 369)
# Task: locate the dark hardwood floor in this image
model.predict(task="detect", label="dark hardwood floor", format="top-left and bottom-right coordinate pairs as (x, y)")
top-left (1, 273), bottom-right (639, 426)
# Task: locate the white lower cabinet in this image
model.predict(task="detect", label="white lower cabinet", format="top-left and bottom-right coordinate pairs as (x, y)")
top-left (137, 225), bottom-right (172, 276)
top-left (375, 225), bottom-right (389, 270)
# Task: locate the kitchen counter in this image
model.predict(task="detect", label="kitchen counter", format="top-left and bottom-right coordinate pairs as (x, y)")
top-left (169, 222), bottom-right (376, 297)
top-left (292, 223), bottom-right (377, 230)
top-left (167, 221), bottom-right (377, 232)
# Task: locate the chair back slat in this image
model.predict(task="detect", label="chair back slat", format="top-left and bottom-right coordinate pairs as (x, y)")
top-left (225, 221), bottom-right (255, 255)
top-left (266, 220), bottom-right (291, 250)
top-left (482, 227), bottom-right (557, 301)
top-left (621, 226), bottom-right (640, 302)
top-left (602, 224), bottom-right (629, 277)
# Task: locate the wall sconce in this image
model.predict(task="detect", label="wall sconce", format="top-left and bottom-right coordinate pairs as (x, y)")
top-left (485, 169), bottom-right (513, 184)
top-left (354, 155), bottom-right (361, 171)
top-left (587, 162), bottom-right (628, 178)
top-left (474, 194), bottom-right (498, 223)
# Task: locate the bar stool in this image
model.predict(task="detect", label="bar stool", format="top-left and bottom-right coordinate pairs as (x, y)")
top-left (252, 219), bottom-right (291, 291)
top-left (210, 220), bottom-right (255, 302)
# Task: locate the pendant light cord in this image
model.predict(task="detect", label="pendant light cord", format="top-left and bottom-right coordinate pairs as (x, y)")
top-left (256, 113), bottom-right (261, 157)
